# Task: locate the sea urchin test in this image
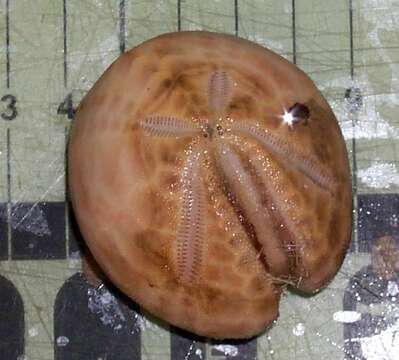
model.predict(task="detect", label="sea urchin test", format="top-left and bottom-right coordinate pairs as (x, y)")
top-left (68, 31), bottom-right (352, 339)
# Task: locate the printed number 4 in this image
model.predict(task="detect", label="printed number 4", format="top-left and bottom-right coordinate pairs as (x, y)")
top-left (1, 94), bottom-right (17, 120)
top-left (58, 93), bottom-right (76, 119)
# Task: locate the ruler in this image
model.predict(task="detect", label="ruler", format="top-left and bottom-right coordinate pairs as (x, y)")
top-left (0, 1), bottom-right (398, 359)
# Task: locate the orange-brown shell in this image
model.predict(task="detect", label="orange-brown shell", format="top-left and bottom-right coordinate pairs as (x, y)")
top-left (68, 31), bottom-right (352, 339)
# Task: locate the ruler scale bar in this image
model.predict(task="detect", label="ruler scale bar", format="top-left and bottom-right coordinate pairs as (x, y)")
top-left (4, 0), bottom-right (12, 259)
top-left (64, 126), bottom-right (70, 258)
top-left (349, 0), bottom-right (358, 192)
top-left (177, 0), bottom-right (181, 31)
top-left (119, 0), bottom-right (126, 54)
top-left (234, 0), bottom-right (239, 36)
top-left (349, 0), bottom-right (359, 253)
top-left (6, 128), bottom-right (11, 205)
top-left (349, 0), bottom-right (355, 81)
top-left (291, 0), bottom-right (297, 64)
top-left (63, 0), bottom-right (71, 259)
top-left (5, 0), bottom-right (11, 88)
top-left (6, 128), bottom-right (11, 259)
top-left (63, 0), bottom-right (68, 88)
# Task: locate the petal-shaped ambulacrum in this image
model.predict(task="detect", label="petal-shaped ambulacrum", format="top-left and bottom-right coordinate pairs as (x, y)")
top-left (68, 31), bottom-right (352, 339)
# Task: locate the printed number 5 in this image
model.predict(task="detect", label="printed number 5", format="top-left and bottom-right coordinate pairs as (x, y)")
top-left (1, 94), bottom-right (17, 120)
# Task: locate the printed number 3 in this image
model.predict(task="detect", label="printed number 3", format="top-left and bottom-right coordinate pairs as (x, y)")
top-left (1, 94), bottom-right (17, 120)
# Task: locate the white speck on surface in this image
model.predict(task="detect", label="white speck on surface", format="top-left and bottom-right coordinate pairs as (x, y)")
top-left (333, 311), bottom-right (361, 323)
top-left (339, 95), bottom-right (399, 140)
top-left (28, 326), bottom-right (39, 337)
top-left (68, 251), bottom-right (81, 269)
top-left (183, 342), bottom-right (196, 360)
top-left (390, 214), bottom-right (398, 227)
top-left (56, 336), bottom-right (69, 347)
top-left (195, 348), bottom-right (203, 359)
top-left (388, 281), bottom-right (399, 297)
top-left (293, 322), bottom-right (306, 336)
top-left (87, 285), bottom-right (126, 331)
top-left (7, 204), bottom-right (51, 236)
top-left (360, 319), bottom-right (399, 360)
top-left (213, 344), bottom-right (238, 357)
top-left (358, 162), bottom-right (399, 189)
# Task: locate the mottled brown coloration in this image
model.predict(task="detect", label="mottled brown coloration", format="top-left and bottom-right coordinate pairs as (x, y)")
top-left (68, 31), bottom-right (352, 339)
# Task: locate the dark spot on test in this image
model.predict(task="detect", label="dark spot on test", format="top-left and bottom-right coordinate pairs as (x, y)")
top-left (289, 103), bottom-right (310, 125)
top-left (163, 79), bottom-right (173, 88)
